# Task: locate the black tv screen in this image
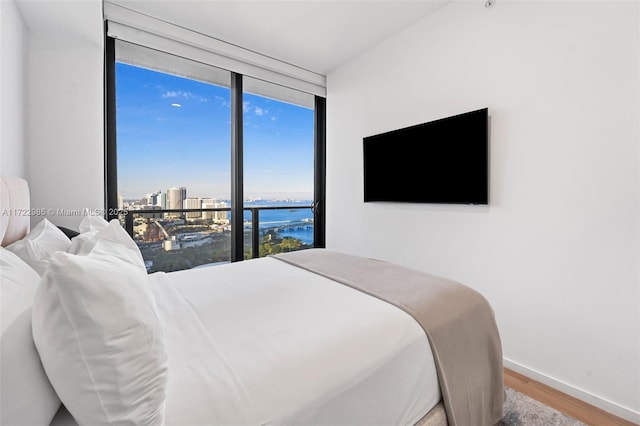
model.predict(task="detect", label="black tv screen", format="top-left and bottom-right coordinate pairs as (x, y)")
top-left (363, 108), bottom-right (488, 204)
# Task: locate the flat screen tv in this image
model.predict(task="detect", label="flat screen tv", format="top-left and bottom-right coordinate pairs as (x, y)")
top-left (363, 108), bottom-right (488, 204)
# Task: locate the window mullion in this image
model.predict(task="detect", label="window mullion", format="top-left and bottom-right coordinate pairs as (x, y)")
top-left (230, 72), bottom-right (244, 262)
top-left (313, 96), bottom-right (326, 248)
top-left (105, 34), bottom-right (118, 221)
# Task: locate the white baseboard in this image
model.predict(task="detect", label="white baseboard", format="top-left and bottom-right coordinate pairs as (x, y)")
top-left (503, 358), bottom-right (640, 424)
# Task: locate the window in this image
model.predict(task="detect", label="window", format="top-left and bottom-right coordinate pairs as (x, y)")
top-left (243, 76), bottom-right (315, 258)
top-left (106, 39), bottom-right (325, 272)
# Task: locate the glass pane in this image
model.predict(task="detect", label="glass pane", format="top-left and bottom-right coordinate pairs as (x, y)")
top-left (116, 54), bottom-right (232, 272)
top-left (243, 76), bottom-right (315, 257)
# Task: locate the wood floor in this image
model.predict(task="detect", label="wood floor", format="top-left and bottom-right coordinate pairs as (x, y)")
top-left (504, 368), bottom-right (638, 426)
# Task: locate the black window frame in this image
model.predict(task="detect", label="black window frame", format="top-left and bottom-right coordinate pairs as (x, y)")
top-left (104, 32), bottom-right (326, 262)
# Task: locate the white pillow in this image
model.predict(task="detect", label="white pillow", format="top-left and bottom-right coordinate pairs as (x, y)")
top-left (78, 215), bottom-right (109, 233)
top-left (0, 247), bottom-right (61, 425)
top-left (32, 222), bottom-right (168, 425)
top-left (5, 218), bottom-right (71, 275)
top-left (67, 215), bottom-right (110, 255)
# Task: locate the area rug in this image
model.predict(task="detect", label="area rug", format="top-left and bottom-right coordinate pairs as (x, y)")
top-left (498, 387), bottom-right (586, 426)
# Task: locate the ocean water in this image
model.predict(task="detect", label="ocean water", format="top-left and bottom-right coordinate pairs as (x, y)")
top-left (243, 200), bottom-right (314, 245)
top-left (278, 227), bottom-right (314, 245)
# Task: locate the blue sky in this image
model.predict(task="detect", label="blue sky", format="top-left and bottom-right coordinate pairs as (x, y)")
top-left (116, 63), bottom-right (314, 201)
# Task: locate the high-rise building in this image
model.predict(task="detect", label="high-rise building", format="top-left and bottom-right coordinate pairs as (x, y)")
top-left (184, 197), bottom-right (202, 219)
top-left (166, 187), bottom-right (187, 217)
top-left (202, 198), bottom-right (216, 219)
top-left (214, 201), bottom-right (229, 222)
top-left (146, 190), bottom-right (162, 206)
top-left (201, 198), bottom-right (215, 220)
top-left (201, 199), bottom-right (229, 222)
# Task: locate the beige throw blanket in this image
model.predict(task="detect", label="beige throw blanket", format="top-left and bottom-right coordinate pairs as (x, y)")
top-left (273, 249), bottom-right (504, 426)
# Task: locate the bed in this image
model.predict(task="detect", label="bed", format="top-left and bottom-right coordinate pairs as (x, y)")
top-left (0, 177), bottom-right (504, 426)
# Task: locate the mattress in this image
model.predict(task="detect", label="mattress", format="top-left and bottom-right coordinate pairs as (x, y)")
top-left (156, 256), bottom-right (440, 425)
top-left (51, 256), bottom-right (441, 425)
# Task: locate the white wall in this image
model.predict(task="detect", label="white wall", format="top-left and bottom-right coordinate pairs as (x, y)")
top-left (0, 0), bottom-right (27, 178)
top-left (22, 1), bottom-right (104, 228)
top-left (327, 0), bottom-right (639, 421)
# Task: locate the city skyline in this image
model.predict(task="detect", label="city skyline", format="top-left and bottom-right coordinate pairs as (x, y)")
top-left (116, 62), bottom-right (315, 200)
top-left (121, 186), bottom-right (313, 204)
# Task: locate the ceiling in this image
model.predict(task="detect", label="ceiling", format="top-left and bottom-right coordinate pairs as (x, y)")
top-left (17, 0), bottom-right (449, 76)
top-left (16, 0), bottom-right (104, 44)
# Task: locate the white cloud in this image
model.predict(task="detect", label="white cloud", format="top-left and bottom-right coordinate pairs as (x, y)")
top-left (163, 90), bottom-right (208, 102)
top-left (215, 95), bottom-right (231, 108)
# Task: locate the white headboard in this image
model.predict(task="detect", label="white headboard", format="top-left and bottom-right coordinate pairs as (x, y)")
top-left (0, 177), bottom-right (30, 247)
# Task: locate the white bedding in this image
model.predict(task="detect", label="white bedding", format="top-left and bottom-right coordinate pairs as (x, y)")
top-left (159, 256), bottom-right (440, 425)
top-left (0, 178), bottom-right (441, 426)
top-left (52, 256), bottom-right (440, 425)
